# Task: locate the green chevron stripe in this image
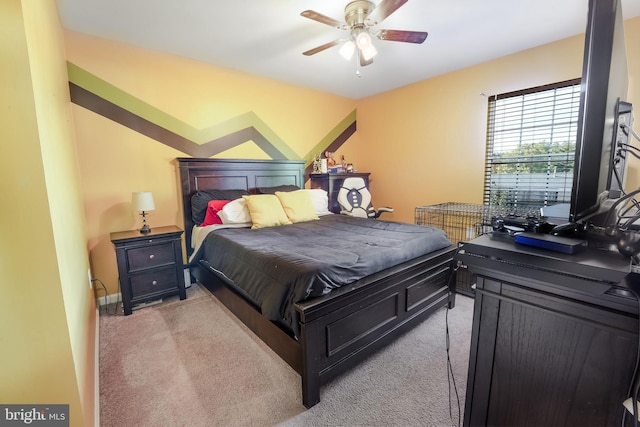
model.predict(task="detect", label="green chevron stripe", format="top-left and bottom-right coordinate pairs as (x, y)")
top-left (67, 62), bottom-right (356, 162)
top-left (303, 110), bottom-right (357, 166)
top-left (67, 62), bottom-right (204, 142)
top-left (68, 62), bottom-right (298, 157)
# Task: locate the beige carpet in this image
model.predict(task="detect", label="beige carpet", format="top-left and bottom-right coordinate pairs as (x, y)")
top-left (99, 284), bottom-right (473, 426)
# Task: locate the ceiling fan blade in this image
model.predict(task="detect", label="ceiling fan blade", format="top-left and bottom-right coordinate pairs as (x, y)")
top-left (376, 29), bottom-right (428, 44)
top-left (367, 0), bottom-right (408, 24)
top-left (300, 10), bottom-right (344, 29)
top-left (359, 49), bottom-right (374, 67)
top-left (303, 40), bottom-right (342, 56)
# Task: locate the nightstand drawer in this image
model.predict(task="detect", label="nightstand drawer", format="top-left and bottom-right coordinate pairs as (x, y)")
top-left (111, 225), bottom-right (186, 315)
top-left (130, 267), bottom-right (179, 298)
top-left (127, 242), bottom-right (175, 271)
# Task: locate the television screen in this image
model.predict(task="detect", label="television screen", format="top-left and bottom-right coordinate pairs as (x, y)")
top-left (569, 0), bottom-right (630, 227)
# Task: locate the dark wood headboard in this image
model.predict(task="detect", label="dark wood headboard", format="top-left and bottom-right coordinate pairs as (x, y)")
top-left (176, 158), bottom-right (306, 255)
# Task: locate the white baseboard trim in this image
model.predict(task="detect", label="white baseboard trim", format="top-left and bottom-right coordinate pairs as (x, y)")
top-left (94, 307), bottom-right (100, 427)
top-left (97, 293), bottom-right (121, 307)
top-left (184, 267), bottom-right (192, 288)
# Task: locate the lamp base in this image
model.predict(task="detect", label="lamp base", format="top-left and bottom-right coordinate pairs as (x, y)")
top-left (139, 211), bottom-right (151, 234)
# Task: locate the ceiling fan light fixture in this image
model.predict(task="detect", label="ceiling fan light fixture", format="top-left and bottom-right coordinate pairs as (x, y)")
top-left (301, 0), bottom-right (424, 66)
top-left (354, 28), bottom-right (377, 61)
top-left (360, 43), bottom-right (377, 61)
top-left (339, 40), bottom-right (356, 60)
top-left (354, 28), bottom-right (371, 49)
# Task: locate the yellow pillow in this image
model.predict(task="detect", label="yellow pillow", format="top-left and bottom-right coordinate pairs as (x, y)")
top-left (242, 194), bottom-right (292, 229)
top-left (275, 190), bottom-right (320, 223)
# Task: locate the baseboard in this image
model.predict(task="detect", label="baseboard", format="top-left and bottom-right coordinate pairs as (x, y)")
top-left (97, 292), bottom-right (121, 307)
top-left (184, 267), bottom-right (192, 288)
top-left (94, 307), bottom-right (100, 427)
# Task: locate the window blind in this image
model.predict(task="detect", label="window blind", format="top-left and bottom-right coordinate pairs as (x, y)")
top-left (484, 79), bottom-right (581, 211)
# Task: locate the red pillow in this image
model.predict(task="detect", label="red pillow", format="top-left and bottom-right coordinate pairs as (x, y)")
top-left (201, 200), bottom-right (231, 226)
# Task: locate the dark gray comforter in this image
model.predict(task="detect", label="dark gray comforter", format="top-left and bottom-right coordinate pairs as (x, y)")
top-left (190, 215), bottom-right (451, 336)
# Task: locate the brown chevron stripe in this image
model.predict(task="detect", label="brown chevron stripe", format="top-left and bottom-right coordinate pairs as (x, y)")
top-left (303, 121), bottom-right (357, 179)
top-left (69, 82), bottom-right (289, 159)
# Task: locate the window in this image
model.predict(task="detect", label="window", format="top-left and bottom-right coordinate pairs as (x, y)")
top-left (484, 79), bottom-right (581, 213)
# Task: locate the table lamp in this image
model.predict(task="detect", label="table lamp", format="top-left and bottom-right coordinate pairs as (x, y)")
top-left (132, 191), bottom-right (155, 234)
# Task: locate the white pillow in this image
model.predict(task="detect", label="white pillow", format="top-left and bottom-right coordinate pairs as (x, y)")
top-left (219, 198), bottom-right (252, 224)
top-left (302, 189), bottom-right (332, 216)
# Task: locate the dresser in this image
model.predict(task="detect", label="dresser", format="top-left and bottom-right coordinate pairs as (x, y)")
top-left (456, 233), bottom-right (637, 426)
top-left (310, 172), bottom-right (370, 214)
top-left (110, 225), bottom-right (187, 315)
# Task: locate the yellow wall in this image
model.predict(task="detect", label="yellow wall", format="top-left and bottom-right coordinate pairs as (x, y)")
top-left (357, 16), bottom-right (640, 223)
top-left (625, 17), bottom-right (640, 187)
top-left (65, 18), bottom-right (640, 291)
top-left (65, 31), bottom-right (358, 296)
top-left (0, 1), bottom-right (95, 426)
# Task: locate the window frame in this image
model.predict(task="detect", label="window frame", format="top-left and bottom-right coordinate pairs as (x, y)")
top-left (483, 78), bottom-right (582, 213)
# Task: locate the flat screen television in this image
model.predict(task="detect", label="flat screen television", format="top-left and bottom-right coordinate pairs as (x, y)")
top-left (568, 0), bottom-right (632, 229)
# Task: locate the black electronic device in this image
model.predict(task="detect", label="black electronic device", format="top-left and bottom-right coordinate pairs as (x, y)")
top-left (568, 0), bottom-right (633, 227)
top-left (607, 100), bottom-right (633, 198)
top-left (514, 232), bottom-right (588, 254)
top-left (491, 214), bottom-right (555, 235)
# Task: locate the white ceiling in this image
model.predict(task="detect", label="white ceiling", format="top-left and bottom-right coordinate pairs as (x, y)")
top-left (55, 0), bottom-right (640, 100)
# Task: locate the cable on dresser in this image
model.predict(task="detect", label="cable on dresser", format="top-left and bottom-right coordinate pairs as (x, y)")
top-left (446, 245), bottom-right (464, 427)
top-left (621, 123), bottom-right (640, 144)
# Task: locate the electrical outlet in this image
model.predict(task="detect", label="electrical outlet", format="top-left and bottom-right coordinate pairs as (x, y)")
top-left (88, 269), bottom-right (93, 289)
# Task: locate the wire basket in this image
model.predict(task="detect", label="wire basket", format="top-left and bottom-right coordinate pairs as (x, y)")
top-left (415, 203), bottom-right (493, 243)
top-left (415, 202), bottom-right (538, 297)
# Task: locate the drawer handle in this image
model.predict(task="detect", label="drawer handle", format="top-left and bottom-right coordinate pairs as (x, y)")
top-left (149, 254), bottom-right (155, 260)
top-left (152, 280), bottom-right (158, 286)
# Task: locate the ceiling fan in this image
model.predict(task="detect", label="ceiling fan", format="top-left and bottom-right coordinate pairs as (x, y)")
top-left (301, 0), bottom-right (428, 67)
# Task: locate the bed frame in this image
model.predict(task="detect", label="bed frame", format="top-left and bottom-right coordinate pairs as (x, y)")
top-left (176, 157), bottom-right (457, 408)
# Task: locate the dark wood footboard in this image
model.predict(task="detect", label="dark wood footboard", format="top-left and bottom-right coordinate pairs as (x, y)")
top-left (191, 244), bottom-right (456, 407)
top-left (296, 245), bottom-right (456, 407)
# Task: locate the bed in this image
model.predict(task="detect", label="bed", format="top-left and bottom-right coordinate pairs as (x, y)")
top-left (177, 157), bottom-right (457, 408)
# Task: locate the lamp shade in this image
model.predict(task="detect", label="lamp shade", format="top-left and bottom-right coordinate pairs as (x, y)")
top-left (355, 30), bottom-right (372, 50)
top-left (353, 29), bottom-right (378, 61)
top-left (339, 40), bottom-right (356, 60)
top-left (132, 191), bottom-right (155, 212)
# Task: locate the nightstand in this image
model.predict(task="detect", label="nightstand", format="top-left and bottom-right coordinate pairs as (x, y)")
top-left (110, 225), bottom-right (186, 315)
